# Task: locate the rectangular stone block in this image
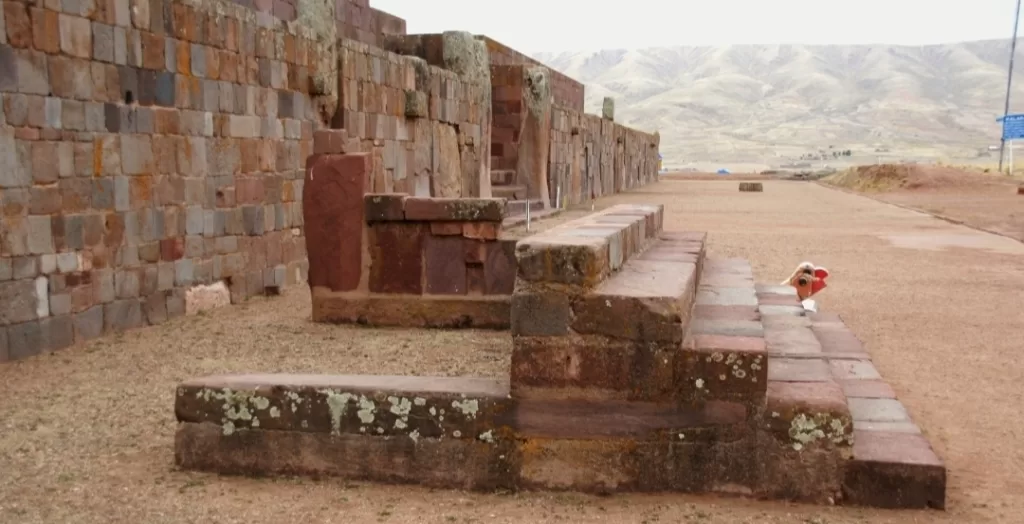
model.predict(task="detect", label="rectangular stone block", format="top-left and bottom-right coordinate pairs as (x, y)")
top-left (424, 234), bottom-right (466, 295)
top-left (176, 374), bottom-right (514, 439)
top-left (511, 334), bottom-right (679, 402)
top-left (483, 240), bottom-right (516, 295)
top-left (404, 197), bottom-right (505, 222)
top-left (363, 193), bottom-right (406, 222)
top-left (843, 430), bottom-right (946, 509)
top-left (678, 334), bottom-right (768, 406)
top-left (765, 380), bottom-right (852, 449)
top-left (571, 259), bottom-right (696, 343)
top-left (368, 222), bottom-right (424, 294)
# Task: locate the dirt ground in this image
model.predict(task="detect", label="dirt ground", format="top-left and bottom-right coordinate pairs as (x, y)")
top-left (4, 180), bottom-right (1024, 524)
top-left (824, 164), bottom-right (1024, 242)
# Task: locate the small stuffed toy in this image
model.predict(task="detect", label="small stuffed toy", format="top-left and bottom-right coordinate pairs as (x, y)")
top-left (782, 262), bottom-right (829, 301)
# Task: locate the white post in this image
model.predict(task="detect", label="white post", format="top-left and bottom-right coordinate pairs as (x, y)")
top-left (525, 199), bottom-right (531, 232)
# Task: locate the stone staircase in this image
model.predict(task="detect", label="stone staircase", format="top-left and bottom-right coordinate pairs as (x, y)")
top-left (491, 169), bottom-right (543, 217)
top-left (173, 203), bottom-right (946, 510)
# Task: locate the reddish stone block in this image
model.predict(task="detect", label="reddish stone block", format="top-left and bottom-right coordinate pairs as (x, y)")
top-left (483, 240), bottom-right (516, 295)
top-left (463, 221), bottom-right (499, 240)
top-left (368, 222), bottom-right (424, 294)
top-left (764, 324), bottom-right (822, 355)
top-left (363, 193), bottom-right (406, 222)
top-left (765, 380), bottom-right (852, 449)
top-left (30, 8), bottom-right (60, 54)
top-left (303, 153), bottom-right (367, 293)
top-left (843, 430), bottom-right (946, 509)
top-left (466, 264), bottom-right (485, 294)
top-left (431, 222), bottom-right (464, 236)
top-left (424, 234), bottom-right (466, 295)
top-left (160, 237), bottom-right (184, 261)
top-left (678, 335), bottom-right (767, 404)
top-left (4, 3), bottom-right (30, 48)
top-left (812, 325), bottom-right (869, 357)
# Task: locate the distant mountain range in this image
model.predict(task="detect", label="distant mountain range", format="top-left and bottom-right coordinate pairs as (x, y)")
top-left (533, 39), bottom-right (1024, 166)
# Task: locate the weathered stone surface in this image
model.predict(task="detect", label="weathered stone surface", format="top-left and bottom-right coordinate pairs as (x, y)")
top-left (848, 398), bottom-right (910, 423)
top-left (0, 279), bottom-right (44, 325)
top-left (312, 292), bottom-right (510, 329)
top-left (764, 323), bottom-right (822, 356)
top-left (510, 334), bottom-right (678, 402)
top-left (424, 234), bottom-right (466, 295)
top-left (830, 359), bottom-right (881, 381)
top-left (368, 223), bottom-right (425, 294)
top-left (843, 430), bottom-right (946, 509)
top-left (767, 357), bottom-right (832, 382)
top-left (303, 153), bottom-right (368, 293)
top-left (515, 235), bottom-right (609, 288)
top-left (483, 240), bottom-right (516, 295)
top-left (571, 260), bottom-right (696, 343)
top-left (432, 122), bottom-right (461, 197)
top-left (176, 421), bottom-right (518, 491)
top-left (765, 380), bottom-right (852, 449)
top-left (363, 193), bottom-right (406, 222)
top-left (510, 292), bottom-right (569, 337)
top-left (176, 374), bottom-right (514, 440)
top-left (404, 197), bottom-right (505, 222)
top-left (677, 334), bottom-right (767, 405)
top-left (840, 379), bottom-right (896, 399)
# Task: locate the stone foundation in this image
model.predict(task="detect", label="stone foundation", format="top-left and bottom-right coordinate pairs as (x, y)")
top-left (175, 204), bottom-right (947, 510)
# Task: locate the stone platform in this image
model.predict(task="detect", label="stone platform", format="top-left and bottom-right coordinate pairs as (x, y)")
top-left (174, 203), bottom-right (946, 510)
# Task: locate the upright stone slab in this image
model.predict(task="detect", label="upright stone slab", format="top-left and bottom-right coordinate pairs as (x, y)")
top-left (515, 66), bottom-right (553, 208)
top-left (303, 153), bottom-right (370, 292)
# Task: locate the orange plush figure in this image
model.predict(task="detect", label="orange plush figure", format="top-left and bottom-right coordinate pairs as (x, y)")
top-left (782, 262), bottom-right (829, 301)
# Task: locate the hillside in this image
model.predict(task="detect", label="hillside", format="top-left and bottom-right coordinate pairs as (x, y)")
top-left (533, 40), bottom-right (1024, 167)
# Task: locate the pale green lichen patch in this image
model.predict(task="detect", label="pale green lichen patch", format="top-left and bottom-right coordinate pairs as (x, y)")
top-left (788, 412), bottom-right (853, 451)
top-left (478, 430), bottom-right (495, 443)
top-left (451, 399), bottom-right (480, 419)
top-left (195, 387), bottom-right (281, 435)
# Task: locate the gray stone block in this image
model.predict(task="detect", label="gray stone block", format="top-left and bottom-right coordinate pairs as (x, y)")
top-left (73, 305), bottom-right (104, 341)
top-left (0, 326), bottom-right (8, 362)
top-left (7, 320), bottom-right (44, 360)
top-left (242, 205), bottom-right (264, 236)
top-left (166, 291), bottom-right (185, 318)
top-left (185, 206), bottom-right (204, 235)
top-left (13, 256), bottom-right (38, 279)
top-left (92, 22), bottom-right (114, 62)
top-left (0, 279), bottom-right (42, 325)
top-left (190, 44), bottom-right (206, 78)
top-left (103, 298), bottom-right (143, 332)
top-left (115, 269), bottom-right (140, 298)
top-left (142, 292), bottom-right (167, 325)
top-left (62, 214), bottom-right (84, 251)
top-left (0, 128), bottom-right (30, 188)
top-left (49, 293), bottom-right (72, 316)
top-left (94, 268), bottom-right (115, 303)
top-left (174, 258), bottom-right (194, 286)
top-left (157, 262), bottom-right (174, 290)
top-left (0, 258), bottom-right (11, 281)
top-left (42, 315), bottom-right (74, 352)
top-left (15, 49), bottom-right (50, 95)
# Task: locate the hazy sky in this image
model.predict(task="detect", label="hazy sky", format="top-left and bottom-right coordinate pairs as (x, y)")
top-left (372, 0), bottom-right (1023, 53)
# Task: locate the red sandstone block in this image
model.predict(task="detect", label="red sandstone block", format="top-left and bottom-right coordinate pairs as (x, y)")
top-left (313, 129), bottom-right (349, 154)
top-left (432, 222), bottom-right (465, 236)
top-left (303, 153), bottom-right (368, 292)
top-left (368, 222), bottom-right (425, 294)
top-left (812, 325), bottom-right (869, 358)
top-left (364, 193), bottom-right (406, 222)
top-left (463, 222), bottom-right (499, 240)
top-left (764, 323), bottom-right (822, 356)
top-left (843, 430), bottom-right (946, 509)
top-left (483, 240), bottom-right (516, 295)
top-left (424, 234), bottom-right (467, 295)
top-left (830, 359), bottom-right (881, 381)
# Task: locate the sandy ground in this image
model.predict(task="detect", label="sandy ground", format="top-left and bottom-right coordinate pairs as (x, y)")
top-left (3, 180), bottom-right (1024, 523)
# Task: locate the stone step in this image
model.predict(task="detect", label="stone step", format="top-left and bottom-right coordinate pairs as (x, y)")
top-left (491, 169), bottom-right (516, 186)
top-left (492, 184), bottom-right (527, 200)
top-left (511, 229), bottom-right (702, 402)
top-left (513, 398), bottom-right (757, 493)
top-left (174, 374), bottom-right (520, 490)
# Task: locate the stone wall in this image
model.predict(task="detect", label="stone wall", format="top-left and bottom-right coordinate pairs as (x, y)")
top-left (489, 65), bottom-right (522, 173)
top-left (548, 106), bottom-right (660, 207)
top-left (476, 36), bottom-right (583, 113)
top-left (338, 36), bottom-right (491, 199)
top-left (0, 0), bottom-right (337, 361)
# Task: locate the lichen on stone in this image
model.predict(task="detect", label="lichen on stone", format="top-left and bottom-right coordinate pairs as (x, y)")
top-left (788, 412), bottom-right (853, 451)
top-left (451, 399), bottom-right (480, 419)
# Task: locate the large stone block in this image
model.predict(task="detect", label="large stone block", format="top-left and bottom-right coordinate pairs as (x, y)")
top-left (303, 153), bottom-right (368, 292)
top-left (368, 222), bottom-right (425, 294)
top-left (843, 430), bottom-right (946, 509)
top-left (403, 197), bottom-right (505, 222)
